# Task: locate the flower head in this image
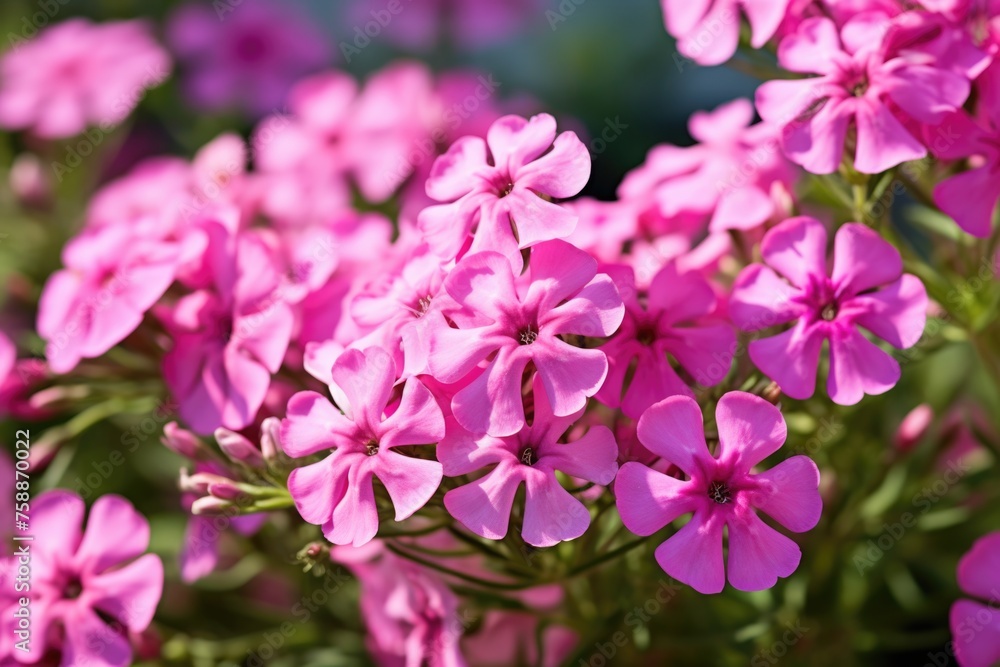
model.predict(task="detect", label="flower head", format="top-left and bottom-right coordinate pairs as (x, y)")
top-left (419, 113), bottom-right (590, 270)
top-left (0, 18), bottom-right (170, 138)
top-left (615, 392), bottom-right (822, 593)
top-left (756, 13), bottom-right (972, 174)
top-left (950, 532), bottom-right (1000, 667)
top-left (426, 240), bottom-right (624, 437)
top-left (439, 376), bottom-right (619, 547)
top-left (281, 346), bottom-right (445, 547)
top-left (0, 491), bottom-right (163, 666)
top-left (730, 216), bottom-right (927, 405)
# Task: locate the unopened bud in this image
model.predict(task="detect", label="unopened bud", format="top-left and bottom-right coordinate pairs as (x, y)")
top-left (215, 427), bottom-right (265, 468)
top-left (259, 417), bottom-right (281, 462)
top-left (162, 422), bottom-right (204, 460)
top-left (191, 496), bottom-right (232, 516)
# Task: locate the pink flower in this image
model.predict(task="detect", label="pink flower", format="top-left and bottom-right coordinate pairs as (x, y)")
top-left (597, 263), bottom-right (735, 418)
top-left (661, 0), bottom-right (793, 65)
top-left (38, 225), bottom-right (180, 374)
top-left (0, 491), bottom-right (163, 666)
top-left (426, 240), bottom-right (624, 437)
top-left (419, 113), bottom-right (590, 269)
top-left (166, 0), bottom-right (330, 116)
top-left (162, 221), bottom-right (294, 433)
top-left (0, 330), bottom-right (13, 386)
top-left (931, 64), bottom-right (1000, 238)
top-left (950, 532), bottom-right (1000, 667)
top-left (756, 13), bottom-right (972, 174)
top-left (0, 18), bottom-right (170, 138)
top-left (252, 71), bottom-right (356, 226)
top-left (281, 346), bottom-right (445, 547)
top-left (620, 99), bottom-right (796, 233)
top-left (730, 216), bottom-right (927, 405)
top-left (439, 376), bottom-right (619, 546)
top-left (615, 392), bottom-right (822, 593)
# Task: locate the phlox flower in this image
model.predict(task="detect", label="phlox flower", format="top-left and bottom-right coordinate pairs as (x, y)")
top-left (426, 240), bottom-right (624, 437)
top-left (597, 263), bottom-right (736, 418)
top-left (615, 392), bottom-right (822, 593)
top-left (618, 99), bottom-right (797, 233)
top-left (166, 0), bottom-right (330, 116)
top-left (419, 113), bottom-right (590, 270)
top-left (729, 216), bottom-right (927, 405)
top-left (439, 376), bottom-right (618, 547)
top-left (161, 221), bottom-right (293, 433)
top-left (38, 224), bottom-right (180, 374)
top-left (0, 492), bottom-right (163, 667)
top-left (0, 331), bottom-right (13, 386)
top-left (931, 63), bottom-right (1000, 238)
top-left (756, 12), bottom-right (972, 174)
top-left (660, 0), bottom-right (793, 66)
top-left (281, 347), bottom-right (445, 547)
top-left (950, 532), bottom-right (1000, 667)
top-left (0, 18), bottom-right (170, 138)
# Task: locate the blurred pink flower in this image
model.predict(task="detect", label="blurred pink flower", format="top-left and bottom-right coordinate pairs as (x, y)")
top-left (951, 531), bottom-right (1000, 667)
top-left (439, 376), bottom-right (619, 546)
top-left (730, 216), bottom-right (927, 405)
top-left (281, 347), bottom-right (445, 547)
top-left (0, 492), bottom-right (163, 667)
top-left (166, 0), bottom-right (330, 115)
top-left (0, 18), bottom-right (170, 138)
top-left (661, 0), bottom-right (793, 65)
top-left (0, 330), bottom-right (13, 386)
top-left (426, 241), bottom-right (624, 437)
top-left (616, 392), bottom-right (822, 593)
top-left (161, 221), bottom-right (293, 433)
top-left (419, 113), bottom-right (590, 270)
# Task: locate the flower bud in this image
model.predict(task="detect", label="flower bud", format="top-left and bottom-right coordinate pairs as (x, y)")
top-left (191, 496), bottom-right (233, 516)
top-left (162, 422), bottom-right (205, 460)
top-left (259, 417), bottom-right (282, 462)
top-left (215, 427), bottom-right (265, 468)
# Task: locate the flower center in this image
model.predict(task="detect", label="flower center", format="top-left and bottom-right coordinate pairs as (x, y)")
top-left (365, 439), bottom-right (379, 456)
top-left (636, 325), bottom-right (657, 346)
top-left (416, 295), bottom-right (433, 317)
top-left (63, 577), bottom-right (83, 600)
top-left (498, 182), bottom-right (514, 198)
top-left (518, 326), bottom-right (539, 346)
top-left (820, 303), bottom-right (838, 321)
top-left (519, 446), bottom-right (538, 466)
top-left (707, 481), bottom-right (731, 504)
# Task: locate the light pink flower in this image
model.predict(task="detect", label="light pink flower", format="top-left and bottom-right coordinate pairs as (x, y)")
top-left (426, 240), bottom-right (624, 437)
top-left (950, 532), bottom-right (1000, 667)
top-left (560, 198), bottom-right (638, 263)
top-left (439, 376), bottom-right (618, 546)
top-left (0, 491), bottom-right (163, 666)
top-left (419, 113), bottom-right (590, 269)
top-left (597, 263), bottom-right (735, 418)
top-left (38, 225), bottom-right (180, 374)
top-left (620, 99), bottom-right (796, 233)
top-left (162, 221), bottom-right (293, 433)
top-left (661, 0), bottom-right (793, 65)
top-left (730, 216), bottom-right (927, 405)
top-left (166, 0), bottom-right (330, 115)
top-left (616, 392), bottom-right (822, 593)
top-left (0, 18), bottom-right (170, 138)
top-left (0, 330), bottom-right (13, 386)
top-left (281, 347), bottom-right (445, 547)
top-left (756, 13), bottom-right (972, 174)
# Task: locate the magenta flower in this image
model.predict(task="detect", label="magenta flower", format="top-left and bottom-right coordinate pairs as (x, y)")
top-left (660, 0), bottom-right (793, 65)
top-left (281, 346), bottom-right (445, 547)
top-left (0, 491), bottom-right (163, 666)
top-left (166, 0), bottom-right (330, 116)
top-left (619, 99), bottom-right (796, 233)
top-left (597, 263), bottom-right (735, 419)
top-left (38, 224), bottom-right (180, 374)
top-left (0, 330), bottom-right (13, 386)
top-left (0, 18), bottom-right (170, 138)
top-left (162, 221), bottom-right (294, 433)
top-left (418, 113), bottom-right (590, 269)
top-left (756, 13), bottom-right (972, 174)
top-left (950, 532), bottom-right (1000, 667)
top-left (616, 392), bottom-right (822, 593)
top-left (439, 377), bottom-right (619, 546)
top-left (730, 216), bottom-right (927, 405)
top-left (426, 240), bottom-right (624, 437)
top-left (930, 64), bottom-right (1000, 238)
